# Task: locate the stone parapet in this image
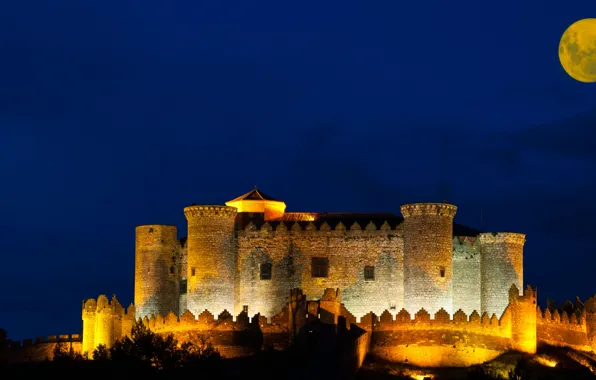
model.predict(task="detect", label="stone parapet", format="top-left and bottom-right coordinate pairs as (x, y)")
top-left (184, 205), bottom-right (238, 219)
top-left (400, 203), bottom-right (457, 218)
top-left (478, 232), bottom-right (526, 245)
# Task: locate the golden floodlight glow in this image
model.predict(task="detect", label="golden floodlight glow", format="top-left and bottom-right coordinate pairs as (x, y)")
top-left (534, 355), bottom-right (558, 368)
top-left (558, 18), bottom-right (596, 83)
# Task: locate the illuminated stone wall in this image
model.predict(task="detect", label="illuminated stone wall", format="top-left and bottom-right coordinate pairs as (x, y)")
top-left (401, 203), bottom-right (457, 315)
top-left (536, 307), bottom-right (591, 352)
top-left (479, 232), bottom-right (525, 317)
top-left (236, 220), bottom-right (404, 319)
top-left (134, 225), bottom-right (180, 320)
top-left (184, 205), bottom-right (238, 318)
top-left (79, 288), bottom-right (596, 368)
top-left (452, 236), bottom-right (481, 314)
top-left (365, 307), bottom-right (513, 367)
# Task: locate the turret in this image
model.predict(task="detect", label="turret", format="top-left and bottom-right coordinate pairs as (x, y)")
top-left (509, 284), bottom-right (537, 354)
top-left (134, 225), bottom-right (180, 320)
top-left (225, 189), bottom-right (286, 221)
top-left (479, 232), bottom-right (525, 317)
top-left (401, 203), bottom-right (457, 315)
top-left (184, 205), bottom-right (238, 317)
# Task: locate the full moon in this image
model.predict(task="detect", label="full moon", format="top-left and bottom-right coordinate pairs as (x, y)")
top-left (558, 18), bottom-right (596, 83)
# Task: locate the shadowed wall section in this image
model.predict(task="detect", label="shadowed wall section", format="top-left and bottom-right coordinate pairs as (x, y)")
top-left (452, 236), bottom-right (481, 314)
top-left (479, 232), bottom-right (525, 317)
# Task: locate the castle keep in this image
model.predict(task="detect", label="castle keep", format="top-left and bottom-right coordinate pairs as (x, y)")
top-left (133, 189), bottom-right (524, 324)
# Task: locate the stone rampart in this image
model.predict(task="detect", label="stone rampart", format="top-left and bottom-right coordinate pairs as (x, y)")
top-left (536, 306), bottom-right (592, 352)
top-left (363, 306), bottom-right (513, 367)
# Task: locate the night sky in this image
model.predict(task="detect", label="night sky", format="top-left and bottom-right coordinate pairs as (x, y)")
top-left (1, 1), bottom-right (595, 341)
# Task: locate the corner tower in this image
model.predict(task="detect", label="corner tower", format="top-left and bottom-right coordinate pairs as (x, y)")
top-left (401, 203), bottom-right (457, 315)
top-left (478, 232), bottom-right (525, 317)
top-left (134, 225), bottom-right (179, 320)
top-left (184, 205), bottom-right (238, 317)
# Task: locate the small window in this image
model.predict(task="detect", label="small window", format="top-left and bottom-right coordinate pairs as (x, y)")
top-left (390, 302), bottom-right (396, 310)
top-left (439, 267), bottom-right (445, 278)
top-left (311, 257), bottom-right (329, 278)
top-left (179, 280), bottom-right (187, 294)
top-left (260, 263), bottom-right (272, 280)
top-left (149, 228), bottom-right (154, 233)
top-left (364, 266), bottom-right (375, 281)
top-left (243, 305), bottom-right (249, 313)
top-left (169, 266), bottom-right (175, 274)
top-left (191, 267), bottom-right (196, 277)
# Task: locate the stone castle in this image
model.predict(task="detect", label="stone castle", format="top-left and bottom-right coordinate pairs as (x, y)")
top-left (8, 189), bottom-right (596, 367)
top-left (133, 188), bottom-right (524, 322)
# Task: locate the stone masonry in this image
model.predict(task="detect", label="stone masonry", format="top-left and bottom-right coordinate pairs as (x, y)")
top-left (133, 189), bottom-right (526, 322)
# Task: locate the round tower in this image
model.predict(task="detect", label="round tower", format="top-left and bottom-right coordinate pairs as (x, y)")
top-left (134, 224), bottom-right (180, 320)
top-left (400, 203), bottom-right (457, 315)
top-left (184, 205), bottom-right (238, 317)
top-left (478, 232), bottom-right (525, 317)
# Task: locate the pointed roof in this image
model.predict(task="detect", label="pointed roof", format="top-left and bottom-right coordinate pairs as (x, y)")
top-left (227, 189), bottom-right (281, 203)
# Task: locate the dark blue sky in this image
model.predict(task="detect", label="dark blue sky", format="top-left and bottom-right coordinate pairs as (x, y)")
top-left (1, 1), bottom-right (595, 341)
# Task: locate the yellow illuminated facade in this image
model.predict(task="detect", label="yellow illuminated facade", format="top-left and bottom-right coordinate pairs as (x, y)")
top-left (72, 188), bottom-right (596, 368)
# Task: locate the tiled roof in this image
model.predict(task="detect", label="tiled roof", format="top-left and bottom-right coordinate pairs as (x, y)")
top-left (227, 189), bottom-right (281, 203)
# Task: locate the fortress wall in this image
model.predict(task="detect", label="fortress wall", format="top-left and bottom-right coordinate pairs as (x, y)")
top-left (6, 336), bottom-right (82, 363)
top-left (236, 230), bottom-right (292, 317)
top-left (237, 221), bottom-right (404, 319)
top-left (452, 237), bottom-right (481, 315)
top-left (536, 307), bottom-right (591, 352)
top-left (142, 309), bottom-right (290, 358)
top-left (364, 307), bottom-right (513, 367)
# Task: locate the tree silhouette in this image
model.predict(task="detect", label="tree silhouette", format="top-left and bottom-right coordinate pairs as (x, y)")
top-left (52, 341), bottom-right (85, 361)
top-left (99, 320), bottom-right (221, 372)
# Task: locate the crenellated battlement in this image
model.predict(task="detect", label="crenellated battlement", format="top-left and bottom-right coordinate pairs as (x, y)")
top-left (83, 294), bottom-right (134, 319)
top-left (400, 203), bottom-right (457, 218)
top-left (478, 232), bottom-right (526, 245)
top-left (453, 236), bottom-right (478, 248)
top-left (361, 306), bottom-right (511, 334)
top-left (138, 308), bottom-right (290, 334)
top-left (183, 205), bottom-right (238, 219)
top-left (236, 219), bottom-right (402, 237)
